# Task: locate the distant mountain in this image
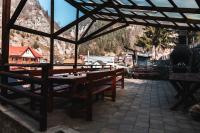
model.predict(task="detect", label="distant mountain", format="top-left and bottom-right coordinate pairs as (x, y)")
top-left (0, 0), bottom-right (144, 62)
top-left (0, 0), bottom-right (74, 62)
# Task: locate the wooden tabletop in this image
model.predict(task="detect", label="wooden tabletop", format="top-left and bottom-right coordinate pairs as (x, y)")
top-left (169, 73), bottom-right (200, 82)
top-left (49, 74), bottom-right (87, 84)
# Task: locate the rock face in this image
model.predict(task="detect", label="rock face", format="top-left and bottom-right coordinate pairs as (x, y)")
top-left (0, 0), bottom-right (75, 62)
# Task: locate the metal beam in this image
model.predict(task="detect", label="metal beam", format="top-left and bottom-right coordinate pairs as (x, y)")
top-left (54, 36), bottom-right (75, 44)
top-left (78, 2), bottom-right (200, 13)
top-left (95, 12), bottom-right (200, 24)
top-left (74, 9), bottom-right (79, 68)
top-left (50, 0), bottom-right (54, 67)
top-left (64, 0), bottom-right (96, 20)
top-left (168, 0), bottom-right (192, 29)
top-left (195, 0), bottom-right (200, 8)
top-left (96, 18), bottom-right (200, 31)
top-left (12, 25), bottom-right (75, 44)
top-left (82, 24), bottom-right (128, 44)
top-left (78, 18), bottom-right (121, 44)
top-left (53, 2), bottom-right (107, 37)
top-left (7, 0), bottom-right (27, 29)
top-left (80, 20), bottom-right (95, 40)
top-left (12, 25), bottom-right (51, 37)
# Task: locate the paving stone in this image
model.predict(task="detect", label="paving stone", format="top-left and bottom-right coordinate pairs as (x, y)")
top-left (150, 120), bottom-right (164, 129)
top-left (149, 128), bottom-right (165, 133)
top-left (119, 124), bottom-right (133, 132)
top-left (135, 121), bottom-right (149, 128)
top-left (38, 80), bottom-right (196, 132)
top-left (133, 126), bottom-right (149, 133)
top-left (164, 124), bottom-right (179, 132)
top-left (99, 128), bottom-right (119, 133)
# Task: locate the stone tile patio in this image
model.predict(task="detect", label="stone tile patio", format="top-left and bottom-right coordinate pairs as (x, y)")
top-left (48, 79), bottom-right (200, 133)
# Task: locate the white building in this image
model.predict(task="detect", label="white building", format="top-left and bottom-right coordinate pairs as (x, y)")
top-left (84, 56), bottom-right (115, 66)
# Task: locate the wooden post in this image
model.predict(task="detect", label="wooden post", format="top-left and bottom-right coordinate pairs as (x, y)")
top-left (1, 0), bottom-right (11, 101)
top-left (1, 0), bottom-right (11, 65)
top-left (74, 9), bottom-right (79, 69)
top-left (40, 64), bottom-right (49, 131)
top-left (112, 71), bottom-right (116, 101)
top-left (122, 69), bottom-right (125, 89)
top-left (50, 0), bottom-right (54, 68)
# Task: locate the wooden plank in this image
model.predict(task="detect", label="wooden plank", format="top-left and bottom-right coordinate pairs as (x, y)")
top-left (0, 84), bottom-right (43, 100)
top-left (0, 95), bottom-right (42, 121)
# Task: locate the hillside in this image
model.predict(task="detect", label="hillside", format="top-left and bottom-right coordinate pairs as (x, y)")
top-left (0, 0), bottom-right (74, 61)
top-left (0, 0), bottom-right (144, 62)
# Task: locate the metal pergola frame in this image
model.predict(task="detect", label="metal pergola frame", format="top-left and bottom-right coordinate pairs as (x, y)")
top-left (2, 0), bottom-right (200, 68)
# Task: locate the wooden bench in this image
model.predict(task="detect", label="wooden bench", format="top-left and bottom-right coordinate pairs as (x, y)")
top-left (29, 68), bottom-right (92, 76)
top-left (71, 70), bottom-right (116, 121)
top-left (132, 67), bottom-right (160, 79)
top-left (28, 68), bottom-right (92, 111)
top-left (115, 68), bottom-right (124, 89)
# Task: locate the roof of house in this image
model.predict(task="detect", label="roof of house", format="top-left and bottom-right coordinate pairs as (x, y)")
top-left (94, 60), bottom-right (106, 65)
top-left (63, 58), bottom-right (83, 64)
top-left (9, 46), bottom-right (42, 58)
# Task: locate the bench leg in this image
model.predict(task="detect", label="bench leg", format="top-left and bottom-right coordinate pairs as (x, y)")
top-left (30, 83), bottom-right (36, 110)
top-left (86, 93), bottom-right (92, 121)
top-left (48, 83), bottom-right (53, 112)
top-left (121, 79), bottom-right (124, 89)
top-left (112, 87), bottom-right (116, 102)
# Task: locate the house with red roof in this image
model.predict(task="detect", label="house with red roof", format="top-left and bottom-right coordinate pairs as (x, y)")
top-left (9, 46), bottom-right (42, 64)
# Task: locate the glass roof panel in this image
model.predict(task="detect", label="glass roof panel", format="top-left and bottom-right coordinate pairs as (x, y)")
top-left (164, 12), bottom-right (183, 18)
top-left (89, 0), bottom-right (104, 4)
top-left (133, 18), bottom-right (146, 23)
top-left (150, 0), bottom-right (173, 7)
top-left (184, 13), bottom-right (200, 20)
top-left (190, 24), bottom-right (196, 28)
top-left (132, 0), bottom-right (151, 6)
top-left (176, 22), bottom-right (189, 27)
top-left (120, 10), bottom-right (134, 15)
top-left (126, 18), bottom-right (134, 21)
top-left (196, 24), bottom-right (200, 28)
top-left (146, 12), bottom-right (164, 17)
top-left (104, 8), bottom-right (117, 13)
top-left (146, 19), bottom-right (157, 24)
top-left (157, 21), bottom-right (174, 25)
top-left (173, 0), bottom-right (199, 8)
top-left (101, 9), bottom-right (111, 13)
top-left (133, 11), bottom-right (147, 16)
top-left (84, 6), bottom-right (95, 10)
top-left (114, 0), bottom-right (133, 5)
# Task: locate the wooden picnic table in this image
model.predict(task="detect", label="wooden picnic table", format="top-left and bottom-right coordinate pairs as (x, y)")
top-left (169, 73), bottom-right (200, 110)
top-left (49, 74), bottom-right (87, 83)
top-left (47, 74), bottom-right (88, 111)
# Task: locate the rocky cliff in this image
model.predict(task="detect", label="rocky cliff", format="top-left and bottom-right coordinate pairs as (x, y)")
top-left (0, 0), bottom-right (74, 61)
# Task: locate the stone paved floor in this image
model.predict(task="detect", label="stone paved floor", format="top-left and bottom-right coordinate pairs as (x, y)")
top-left (48, 79), bottom-right (200, 133)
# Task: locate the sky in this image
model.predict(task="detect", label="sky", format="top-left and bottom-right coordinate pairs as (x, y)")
top-left (37, 0), bottom-right (82, 27)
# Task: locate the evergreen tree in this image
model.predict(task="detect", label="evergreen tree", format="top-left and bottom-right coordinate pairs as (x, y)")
top-left (135, 27), bottom-right (175, 59)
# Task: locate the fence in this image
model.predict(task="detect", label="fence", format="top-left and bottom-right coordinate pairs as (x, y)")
top-left (0, 63), bottom-right (49, 131)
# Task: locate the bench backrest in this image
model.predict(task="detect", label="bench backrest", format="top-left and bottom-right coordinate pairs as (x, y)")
top-left (86, 70), bottom-right (116, 87)
top-left (29, 68), bottom-right (93, 76)
top-left (115, 68), bottom-right (124, 76)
